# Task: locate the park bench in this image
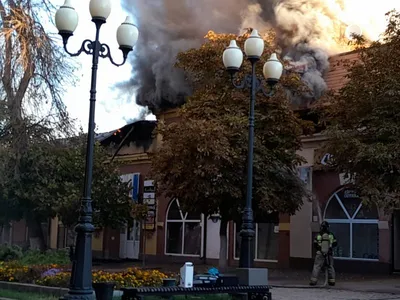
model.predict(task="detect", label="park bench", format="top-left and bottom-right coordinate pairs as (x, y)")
top-left (121, 285), bottom-right (272, 300)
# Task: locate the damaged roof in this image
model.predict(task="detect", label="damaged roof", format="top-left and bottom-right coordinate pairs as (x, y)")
top-left (96, 120), bottom-right (157, 147)
top-left (324, 49), bottom-right (360, 91)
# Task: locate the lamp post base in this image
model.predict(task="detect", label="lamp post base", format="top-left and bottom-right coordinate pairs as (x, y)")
top-left (236, 268), bottom-right (269, 286)
top-left (234, 268), bottom-right (269, 300)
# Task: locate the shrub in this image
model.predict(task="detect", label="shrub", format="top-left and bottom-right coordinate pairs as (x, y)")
top-left (19, 249), bottom-right (70, 266)
top-left (0, 245), bottom-right (23, 262)
top-left (0, 247), bottom-right (70, 266)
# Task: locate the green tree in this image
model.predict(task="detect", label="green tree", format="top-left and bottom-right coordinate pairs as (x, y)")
top-left (322, 11), bottom-right (400, 212)
top-left (326, 11), bottom-right (400, 211)
top-left (0, 133), bottom-right (133, 249)
top-left (0, 0), bottom-right (77, 246)
top-left (151, 31), bottom-right (307, 269)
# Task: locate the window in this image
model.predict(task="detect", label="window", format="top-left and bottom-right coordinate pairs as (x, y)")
top-left (234, 220), bottom-right (279, 261)
top-left (165, 199), bottom-right (203, 256)
top-left (324, 187), bottom-right (379, 260)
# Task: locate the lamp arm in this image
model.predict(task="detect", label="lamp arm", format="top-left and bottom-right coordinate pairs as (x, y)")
top-left (258, 81), bottom-right (277, 98)
top-left (63, 39), bottom-right (94, 57)
top-left (99, 43), bottom-right (129, 67)
top-left (231, 74), bottom-right (252, 89)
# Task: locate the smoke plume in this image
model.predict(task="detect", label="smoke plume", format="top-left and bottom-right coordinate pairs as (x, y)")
top-left (119, 0), bottom-right (400, 111)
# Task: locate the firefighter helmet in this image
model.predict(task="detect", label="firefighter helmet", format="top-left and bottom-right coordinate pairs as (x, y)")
top-left (321, 221), bottom-right (330, 232)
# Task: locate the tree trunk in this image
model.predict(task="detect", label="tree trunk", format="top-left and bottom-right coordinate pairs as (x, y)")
top-left (218, 218), bottom-right (228, 272)
top-left (27, 218), bottom-right (46, 251)
top-left (0, 225), bottom-right (4, 245)
top-left (142, 220), bottom-right (146, 267)
top-left (103, 227), bottom-right (110, 259)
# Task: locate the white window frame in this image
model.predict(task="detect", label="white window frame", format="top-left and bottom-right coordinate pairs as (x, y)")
top-left (164, 199), bottom-right (204, 257)
top-left (233, 223), bottom-right (279, 263)
top-left (324, 188), bottom-right (379, 262)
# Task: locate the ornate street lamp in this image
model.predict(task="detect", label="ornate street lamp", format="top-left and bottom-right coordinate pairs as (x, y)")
top-left (222, 30), bottom-right (283, 271)
top-left (55, 0), bottom-right (138, 298)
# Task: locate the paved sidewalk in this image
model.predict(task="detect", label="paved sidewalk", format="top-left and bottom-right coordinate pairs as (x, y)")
top-left (269, 278), bottom-right (400, 295)
top-left (95, 261), bottom-right (400, 295)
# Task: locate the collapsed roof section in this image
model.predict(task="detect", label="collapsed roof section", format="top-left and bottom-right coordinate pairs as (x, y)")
top-left (96, 120), bottom-right (157, 156)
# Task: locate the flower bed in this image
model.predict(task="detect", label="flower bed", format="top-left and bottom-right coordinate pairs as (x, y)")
top-left (0, 262), bottom-right (169, 289)
top-left (0, 262), bottom-right (63, 284)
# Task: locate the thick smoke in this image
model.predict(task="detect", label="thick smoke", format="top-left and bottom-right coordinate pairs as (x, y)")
top-left (118, 0), bottom-right (250, 111)
top-left (119, 0), bottom-right (399, 111)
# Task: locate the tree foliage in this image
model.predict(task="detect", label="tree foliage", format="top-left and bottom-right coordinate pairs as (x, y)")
top-left (322, 11), bottom-right (400, 212)
top-left (0, 133), bottom-right (133, 235)
top-left (0, 0), bottom-right (79, 247)
top-left (0, 0), bottom-right (77, 176)
top-left (151, 30), bottom-right (307, 223)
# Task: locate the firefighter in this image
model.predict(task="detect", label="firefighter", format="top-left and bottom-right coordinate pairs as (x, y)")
top-left (309, 220), bottom-right (337, 286)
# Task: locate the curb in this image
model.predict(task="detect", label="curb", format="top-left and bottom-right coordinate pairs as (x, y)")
top-left (0, 281), bottom-right (124, 298)
top-left (270, 284), bottom-right (400, 295)
top-left (0, 281), bottom-right (68, 297)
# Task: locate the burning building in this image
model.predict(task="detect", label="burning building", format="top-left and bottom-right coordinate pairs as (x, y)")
top-left (44, 0), bottom-right (398, 274)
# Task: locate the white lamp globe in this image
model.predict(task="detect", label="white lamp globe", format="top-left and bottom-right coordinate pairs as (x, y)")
top-left (117, 16), bottom-right (139, 49)
top-left (89, 0), bottom-right (111, 20)
top-left (223, 40), bottom-right (243, 72)
top-left (55, 0), bottom-right (78, 34)
top-left (263, 53), bottom-right (283, 85)
top-left (244, 29), bottom-right (264, 58)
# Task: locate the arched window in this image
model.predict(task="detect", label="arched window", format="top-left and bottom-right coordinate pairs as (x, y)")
top-left (165, 199), bottom-right (203, 256)
top-left (324, 187), bottom-right (379, 260)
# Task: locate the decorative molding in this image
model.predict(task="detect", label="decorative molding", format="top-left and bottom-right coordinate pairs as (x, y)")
top-left (156, 108), bottom-right (179, 120)
top-left (107, 153), bottom-right (150, 164)
top-left (300, 133), bottom-right (329, 144)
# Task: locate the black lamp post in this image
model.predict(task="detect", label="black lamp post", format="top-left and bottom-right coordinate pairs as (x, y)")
top-left (55, 0), bottom-right (138, 298)
top-left (222, 30), bottom-right (283, 270)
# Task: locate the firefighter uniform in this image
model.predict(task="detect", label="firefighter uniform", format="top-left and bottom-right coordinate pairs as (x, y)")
top-left (310, 221), bottom-right (337, 286)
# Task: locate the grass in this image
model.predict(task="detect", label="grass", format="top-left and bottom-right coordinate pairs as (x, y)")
top-left (0, 289), bottom-right (57, 300)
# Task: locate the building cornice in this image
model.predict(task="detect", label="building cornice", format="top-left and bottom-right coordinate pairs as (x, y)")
top-left (107, 153), bottom-right (150, 165)
top-left (156, 108), bottom-right (180, 121)
top-left (300, 133), bottom-right (329, 144)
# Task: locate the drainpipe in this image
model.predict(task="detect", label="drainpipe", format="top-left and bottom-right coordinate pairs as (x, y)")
top-left (202, 217), bottom-right (207, 264)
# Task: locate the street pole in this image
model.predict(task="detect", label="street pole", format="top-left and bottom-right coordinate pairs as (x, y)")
top-left (222, 30), bottom-right (283, 285)
top-left (66, 19), bottom-right (102, 299)
top-left (55, 1), bottom-right (138, 298)
top-left (239, 59), bottom-right (258, 268)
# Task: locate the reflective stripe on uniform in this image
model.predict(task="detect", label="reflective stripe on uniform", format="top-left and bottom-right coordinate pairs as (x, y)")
top-left (328, 279), bottom-right (335, 282)
top-left (329, 234), bottom-right (336, 244)
top-left (316, 233), bottom-right (336, 246)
